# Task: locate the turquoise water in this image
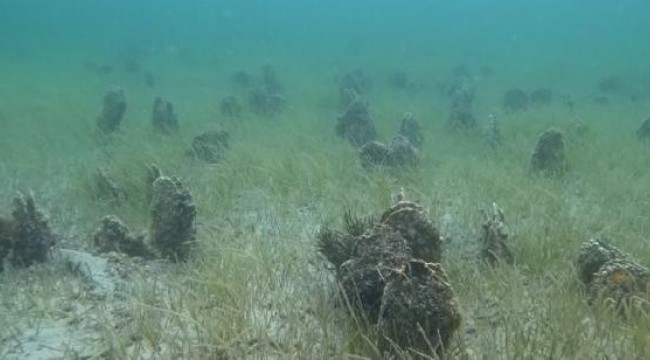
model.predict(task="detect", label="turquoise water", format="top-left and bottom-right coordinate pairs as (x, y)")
top-left (3, 1), bottom-right (649, 83)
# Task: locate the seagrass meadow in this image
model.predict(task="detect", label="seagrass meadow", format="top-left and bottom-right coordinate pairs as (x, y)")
top-left (2, 1), bottom-right (650, 359)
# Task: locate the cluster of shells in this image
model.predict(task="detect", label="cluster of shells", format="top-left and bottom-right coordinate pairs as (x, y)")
top-left (318, 200), bottom-right (460, 357)
top-left (576, 239), bottom-right (650, 312)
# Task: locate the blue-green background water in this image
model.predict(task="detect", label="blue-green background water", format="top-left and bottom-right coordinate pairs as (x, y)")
top-left (3, 1), bottom-right (649, 83)
top-left (2, 0), bottom-right (650, 169)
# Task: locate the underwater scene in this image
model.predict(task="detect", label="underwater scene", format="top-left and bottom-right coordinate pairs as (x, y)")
top-left (2, 0), bottom-right (650, 358)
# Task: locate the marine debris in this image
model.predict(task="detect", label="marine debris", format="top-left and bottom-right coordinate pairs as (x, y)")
top-left (479, 203), bottom-right (513, 265)
top-left (186, 130), bottom-right (230, 164)
top-left (335, 95), bottom-right (377, 147)
top-left (397, 112), bottom-right (423, 148)
top-left (93, 215), bottom-right (152, 258)
top-left (152, 96), bottom-right (179, 134)
top-left (149, 176), bottom-right (196, 261)
top-left (530, 129), bottom-right (566, 177)
top-left (317, 199), bottom-right (457, 357)
top-left (0, 192), bottom-right (56, 270)
top-left (503, 88), bottom-right (530, 112)
top-left (96, 87), bottom-right (127, 135)
top-left (576, 239), bottom-right (650, 312)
